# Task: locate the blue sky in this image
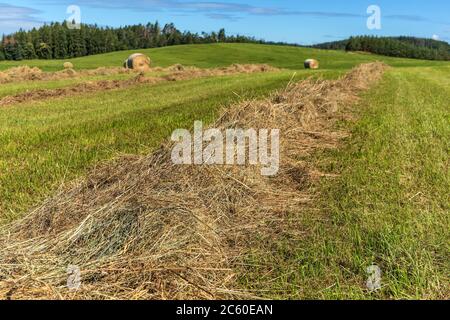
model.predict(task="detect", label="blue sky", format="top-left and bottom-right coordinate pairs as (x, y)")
top-left (1, 0), bottom-right (449, 44)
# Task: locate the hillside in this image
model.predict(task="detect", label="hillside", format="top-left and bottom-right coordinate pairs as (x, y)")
top-left (313, 36), bottom-right (450, 61)
top-left (1, 43), bottom-right (448, 73)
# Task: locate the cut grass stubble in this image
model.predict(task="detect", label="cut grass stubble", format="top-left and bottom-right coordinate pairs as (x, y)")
top-left (0, 70), bottom-right (309, 220)
top-left (0, 63), bottom-right (388, 299)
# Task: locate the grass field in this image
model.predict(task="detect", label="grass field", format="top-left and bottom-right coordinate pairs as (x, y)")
top-left (0, 43), bottom-right (448, 299)
top-left (0, 70), bottom-right (309, 220)
top-left (240, 64), bottom-right (449, 299)
top-left (0, 43), bottom-right (357, 220)
top-left (0, 73), bottom-right (136, 99)
top-left (1, 43), bottom-right (448, 72)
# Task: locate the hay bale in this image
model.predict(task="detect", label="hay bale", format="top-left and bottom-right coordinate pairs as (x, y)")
top-left (63, 62), bottom-right (74, 69)
top-left (123, 53), bottom-right (151, 71)
top-left (304, 59), bottom-right (320, 69)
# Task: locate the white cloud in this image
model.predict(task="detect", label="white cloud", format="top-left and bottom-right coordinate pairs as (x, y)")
top-left (432, 34), bottom-right (440, 40)
top-left (0, 3), bottom-right (43, 34)
top-left (33, 0), bottom-right (364, 18)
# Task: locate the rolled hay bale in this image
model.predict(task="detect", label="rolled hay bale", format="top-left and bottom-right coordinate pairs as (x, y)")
top-left (304, 59), bottom-right (320, 69)
top-left (123, 53), bottom-right (151, 71)
top-left (63, 62), bottom-right (74, 69)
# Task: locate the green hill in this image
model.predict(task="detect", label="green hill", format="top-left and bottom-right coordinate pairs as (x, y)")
top-left (1, 43), bottom-right (447, 72)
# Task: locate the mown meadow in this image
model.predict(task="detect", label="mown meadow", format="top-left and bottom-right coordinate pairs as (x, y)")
top-left (0, 43), bottom-right (448, 299)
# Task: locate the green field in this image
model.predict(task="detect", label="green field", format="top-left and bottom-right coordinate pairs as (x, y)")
top-left (1, 43), bottom-right (448, 72)
top-left (0, 43), bottom-right (448, 299)
top-left (241, 65), bottom-right (450, 299)
top-left (0, 43), bottom-right (364, 219)
top-left (0, 70), bottom-right (309, 220)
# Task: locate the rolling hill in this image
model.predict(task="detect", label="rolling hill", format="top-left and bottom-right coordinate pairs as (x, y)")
top-left (1, 43), bottom-right (448, 72)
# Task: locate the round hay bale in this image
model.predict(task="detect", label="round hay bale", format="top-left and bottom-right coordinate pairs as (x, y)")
top-left (124, 53), bottom-right (151, 71)
top-left (304, 59), bottom-right (319, 69)
top-left (63, 62), bottom-right (74, 69)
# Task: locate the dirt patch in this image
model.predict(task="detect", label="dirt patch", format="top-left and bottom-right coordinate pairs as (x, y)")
top-left (0, 62), bottom-right (388, 299)
top-left (0, 64), bottom-right (280, 107)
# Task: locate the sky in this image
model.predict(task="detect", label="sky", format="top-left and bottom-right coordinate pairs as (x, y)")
top-left (1, 0), bottom-right (449, 44)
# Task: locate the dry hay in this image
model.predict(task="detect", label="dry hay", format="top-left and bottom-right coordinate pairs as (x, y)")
top-left (0, 64), bottom-right (280, 107)
top-left (58, 68), bottom-right (77, 78)
top-left (0, 63), bottom-right (276, 86)
top-left (0, 71), bottom-right (9, 83)
top-left (0, 66), bottom-right (133, 84)
top-left (166, 63), bottom-right (186, 72)
top-left (161, 64), bottom-right (278, 81)
top-left (0, 62), bottom-right (387, 299)
top-left (63, 62), bottom-right (74, 69)
top-left (0, 66), bottom-right (44, 83)
top-left (84, 67), bottom-right (131, 76)
top-left (226, 63), bottom-right (276, 73)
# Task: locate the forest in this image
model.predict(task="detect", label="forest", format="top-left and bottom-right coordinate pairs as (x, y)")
top-left (313, 36), bottom-right (450, 61)
top-left (3, 22), bottom-right (449, 62)
top-left (0, 21), bottom-right (263, 61)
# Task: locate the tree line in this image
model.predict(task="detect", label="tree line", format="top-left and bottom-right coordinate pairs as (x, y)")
top-left (0, 21), bottom-right (265, 61)
top-left (313, 36), bottom-right (450, 61)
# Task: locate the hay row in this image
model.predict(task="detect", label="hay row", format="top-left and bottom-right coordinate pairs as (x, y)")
top-left (0, 64), bottom-right (278, 85)
top-left (0, 77), bottom-right (150, 107)
top-left (0, 64), bottom-right (279, 107)
top-left (0, 66), bottom-right (132, 84)
top-left (0, 62), bottom-right (388, 299)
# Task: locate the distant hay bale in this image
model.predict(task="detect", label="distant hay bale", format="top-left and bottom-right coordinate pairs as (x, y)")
top-left (304, 59), bottom-right (320, 69)
top-left (63, 62), bottom-right (74, 69)
top-left (123, 53), bottom-right (151, 71)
